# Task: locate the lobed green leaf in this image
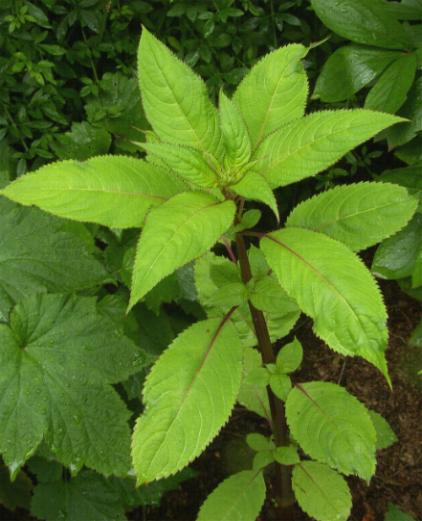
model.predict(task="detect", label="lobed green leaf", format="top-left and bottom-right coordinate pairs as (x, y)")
top-left (0, 199), bottom-right (106, 320)
top-left (0, 294), bottom-right (144, 477)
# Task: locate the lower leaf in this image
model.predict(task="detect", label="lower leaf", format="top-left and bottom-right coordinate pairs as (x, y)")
top-left (132, 315), bottom-right (243, 483)
top-left (197, 470), bottom-right (266, 521)
top-left (292, 461), bottom-right (352, 521)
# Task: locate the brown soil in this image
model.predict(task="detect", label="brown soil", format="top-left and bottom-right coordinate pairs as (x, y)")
top-left (143, 281), bottom-right (421, 521)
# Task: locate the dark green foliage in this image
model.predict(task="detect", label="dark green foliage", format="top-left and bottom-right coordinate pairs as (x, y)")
top-left (1, 0), bottom-right (319, 177)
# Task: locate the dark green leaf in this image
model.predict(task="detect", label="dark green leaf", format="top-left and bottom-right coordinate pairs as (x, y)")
top-left (311, 0), bottom-right (413, 49)
top-left (315, 46), bottom-right (400, 102)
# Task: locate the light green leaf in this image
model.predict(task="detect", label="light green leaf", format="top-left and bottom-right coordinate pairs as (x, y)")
top-left (273, 445), bottom-right (300, 465)
top-left (219, 91), bottom-right (251, 169)
top-left (252, 450), bottom-right (274, 471)
top-left (195, 252), bottom-right (299, 345)
top-left (286, 382), bottom-right (377, 479)
top-left (0, 199), bottom-right (106, 319)
top-left (138, 28), bottom-right (222, 158)
top-left (269, 374), bottom-right (292, 401)
top-left (233, 209), bottom-right (262, 233)
top-left (0, 156), bottom-right (186, 228)
top-left (261, 228), bottom-right (389, 377)
top-left (314, 46), bottom-right (400, 102)
top-left (0, 294), bottom-right (144, 476)
top-left (365, 54), bottom-right (417, 114)
top-left (369, 410), bottom-right (398, 450)
top-left (231, 172), bottom-right (279, 221)
top-left (141, 142), bottom-right (218, 188)
top-left (246, 433), bottom-right (273, 452)
top-left (255, 110), bottom-right (404, 189)
top-left (197, 470), bottom-right (266, 521)
top-left (31, 470), bottom-right (126, 521)
top-left (238, 347), bottom-right (271, 422)
top-left (234, 44), bottom-right (308, 149)
top-left (206, 282), bottom-right (247, 309)
top-left (129, 192), bottom-right (235, 308)
top-left (286, 182), bottom-right (418, 251)
top-left (132, 317), bottom-right (243, 483)
top-left (248, 275), bottom-right (299, 316)
top-left (276, 338), bottom-right (303, 374)
top-left (292, 461), bottom-right (352, 521)
top-left (311, 0), bottom-right (413, 50)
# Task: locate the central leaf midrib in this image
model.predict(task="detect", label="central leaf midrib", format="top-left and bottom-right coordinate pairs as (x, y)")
top-left (10, 185), bottom-right (167, 201)
top-left (149, 47), bottom-right (217, 157)
top-left (303, 199), bottom-right (408, 232)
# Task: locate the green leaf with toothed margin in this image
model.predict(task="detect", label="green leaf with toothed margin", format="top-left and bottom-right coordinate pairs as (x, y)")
top-left (286, 182), bottom-right (418, 252)
top-left (132, 316), bottom-right (243, 483)
top-left (286, 382), bottom-right (377, 480)
top-left (138, 28), bottom-right (222, 159)
top-left (129, 192), bottom-right (235, 309)
top-left (260, 228), bottom-right (389, 378)
top-left (234, 44), bottom-right (308, 149)
top-left (0, 156), bottom-right (187, 228)
top-left (219, 91), bottom-right (251, 170)
top-left (238, 347), bottom-right (271, 422)
top-left (0, 294), bottom-right (145, 478)
top-left (254, 110), bottom-right (404, 189)
top-left (141, 142), bottom-right (218, 188)
top-left (231, 172), bottom-right (279, 221)
top-left (292, 461), bottom-right (352, 521)
top-left (197, 470), bottom-right (266, 521)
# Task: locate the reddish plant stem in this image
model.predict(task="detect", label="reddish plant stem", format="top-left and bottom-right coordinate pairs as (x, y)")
top-left (235, 232), bottom-right (294, 510)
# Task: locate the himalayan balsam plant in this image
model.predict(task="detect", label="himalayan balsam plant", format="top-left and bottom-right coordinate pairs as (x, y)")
top-left (1, 28), bottom-right (419, 521)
